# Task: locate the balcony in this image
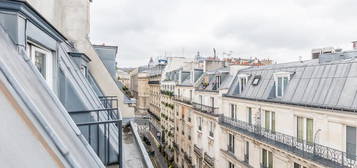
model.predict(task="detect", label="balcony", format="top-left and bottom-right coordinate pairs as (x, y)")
top-left (148, 80), bottom-right (160, 84)
top-left (204, 152), bottom-right (215, 167)
top-left (69, 108), bottom-right (121, 166)
top-left (219, 115), bottom-right (357, 168)
top-left (192, 102), bottom-right (219, 116)
top-left (99, 96), bottom-right (118, 109)
top-left (174, 96), bottom-right (192, 105)
top-left (194, 145), bottom-right (203, 158)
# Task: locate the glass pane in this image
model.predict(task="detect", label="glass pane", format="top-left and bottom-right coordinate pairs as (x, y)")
top-left (268, 151), bottom-right (273, 168)
top-left (262, 149), bottom-right (267, 166)
top-left (277, 77), bottom-right (282, 96)
top-left (35, 51), bottom-right (46, 78)
top-left (297, 117), bottom-right (304, 141)
top-left (283, 77), bottom-right (289, 91)
top-left (294, 163), bottom-right (301, 168)
top-left (306, 118), bottom-right (313, 143)
top-left (271, 112), bottom-right (275, 132)
top-left (347, 126), bottom-right (356, 159)
top-left (265, 111), bottom-right (270, 130)
top-left (248, 108), bottom-right (252, 124)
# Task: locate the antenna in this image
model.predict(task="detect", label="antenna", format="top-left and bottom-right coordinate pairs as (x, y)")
top-left (213, 48), bottom-right (217, 58)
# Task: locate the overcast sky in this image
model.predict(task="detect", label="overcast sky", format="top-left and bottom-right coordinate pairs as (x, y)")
top-left (90, 0), bottom-right (357, 67)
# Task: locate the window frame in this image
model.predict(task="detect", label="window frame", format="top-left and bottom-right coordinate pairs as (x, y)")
top-left (273, 72), bottom-right (291, 97)
top-left (26, 42), bottom-right (54, 90)
top-left (238, 74), bottom-right (249, 93)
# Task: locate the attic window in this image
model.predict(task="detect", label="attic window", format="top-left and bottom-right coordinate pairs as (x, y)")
top-left (238, 74), bottom-right (248, 93)
top-left (216, 75), bottom-right (221, 89)
top-left (252, 75), bottom-right (261, 86)
top-left (274, 72), bottom-right (291, 97)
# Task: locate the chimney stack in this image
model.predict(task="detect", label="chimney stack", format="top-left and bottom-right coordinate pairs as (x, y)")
top-left (352, 41), bottom-right (357, 50)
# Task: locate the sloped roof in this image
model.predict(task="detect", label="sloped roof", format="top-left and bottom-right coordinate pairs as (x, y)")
top-left (0, 26), bottom-right (104, 167)
top-left (227, 56), bottom-right (357, 111)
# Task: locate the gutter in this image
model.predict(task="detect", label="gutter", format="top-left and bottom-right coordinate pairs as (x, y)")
top-left (130, 121), bottom-right (155, 168)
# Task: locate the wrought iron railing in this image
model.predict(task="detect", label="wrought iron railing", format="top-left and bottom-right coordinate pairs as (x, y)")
top-left (219, 115), bottom-right (357, 168)
top-left (192, 102), bottom-right (219, 116)
top-left (69, 108), bottom-right (122, 167)
top-left (194, 144), bottom-right (202, 157)
top-left (99, 96), bottom-right (118, 109)
top-left (204, 152), bottom-right (215, 167)
top-left (148, 80), bottom-right (160, 84)
top-left (174, 96), bottom-right (192, 105)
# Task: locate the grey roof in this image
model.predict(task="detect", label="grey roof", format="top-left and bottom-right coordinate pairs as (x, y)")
top-left (226, 55), bottom-right (357, 111)
top-left (196, 70), bottom-right (232, 92)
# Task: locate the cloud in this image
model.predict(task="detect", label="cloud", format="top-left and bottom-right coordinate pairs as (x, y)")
top-left (90, 0), bottom-right (357, 67)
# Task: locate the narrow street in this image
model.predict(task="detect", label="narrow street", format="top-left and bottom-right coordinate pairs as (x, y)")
top-left (144, 132), bottom-right (168, 168)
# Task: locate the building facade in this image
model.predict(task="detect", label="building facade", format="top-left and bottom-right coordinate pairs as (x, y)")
top-left (0, 0), bottom-right (151, 167)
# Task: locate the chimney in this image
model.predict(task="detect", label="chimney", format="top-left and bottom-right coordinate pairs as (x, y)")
top-left (311, 48), bottom-right (322, 59)
top-left (353, 41), bottom-right (357, 50)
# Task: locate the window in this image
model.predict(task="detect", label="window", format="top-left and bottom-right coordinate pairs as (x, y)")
top-left (198, 117), bottom-right (203, 131)
top-left (244, 141), bottom-right (249, 162)
top-left (228, 161), bottom-right (234, 168)
top-left (27, 43), bottom-right (54, 89)
top-left (264, 111), bottom-right (275, 132)
top-left (228, 133), bottom-right (235, 153)
top-left (294, 163), bottom-right (307, 168)
top-left (199, 95), bottom-right (203, 105)
top-left (210, 97), bottom-right (215, 107)
top-left (247, 107), bottom-right (252, 124)
top-left (346, 126), bottom-right (356, 159)
top-left (216, 75), bottom-right (221, 88)
top-left (262, 149), bottom-right (273, 168)
top-left (230, 104), bottom-right (237, 120)
top-left (238, 75), bottom-right (248, 93)
top-left (209, 121), bottom-right (214, 137)
top-left (252, 75), bottom-right (261, 86)
top-left (178, 89), bottom-right (181, 97)
top-left (274, 72), bottom-right (290, 97)
top-left (80, 65), bottom-right (87, 77)
top-left (296, 117), bottom-right (313, 143)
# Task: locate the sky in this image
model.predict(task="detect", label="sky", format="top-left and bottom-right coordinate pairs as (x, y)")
top-left (90, 0), bottom-right (357, 67)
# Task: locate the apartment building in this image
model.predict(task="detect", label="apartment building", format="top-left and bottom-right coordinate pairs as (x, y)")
top-left (173, 67), bottom-right (204, 168)
top-left (0, 0), bottom-right (151, 167)
top-left (148, 64), bottom-right (166, 130)
top-left (219, 49), bottom-right (357, 168)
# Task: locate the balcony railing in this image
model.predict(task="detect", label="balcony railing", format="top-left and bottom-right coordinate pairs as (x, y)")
top-left (219, 115), bottom-right (357, 168)
top-left (194, 144), bottom-right (203, 157)
top-left (174, 96), bottom-right (192, 105)
top-left (192, 102), bottom-right (219, 116)
top-left (99, 96), bottom-right (118, 109)
top-left (204, 152), bottom-right (215, 167)
top-left (69, 108), bottom-right (121, 167)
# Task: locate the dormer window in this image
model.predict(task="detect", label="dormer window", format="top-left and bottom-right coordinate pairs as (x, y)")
top-left (238, 74), bottom-right (248, 93)
top-left (27, 43), bottom-right (54, 90)
top-left (216, 75), bottom-right (221, 88)
top-left (274, 72), bottom-right (291, 97)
